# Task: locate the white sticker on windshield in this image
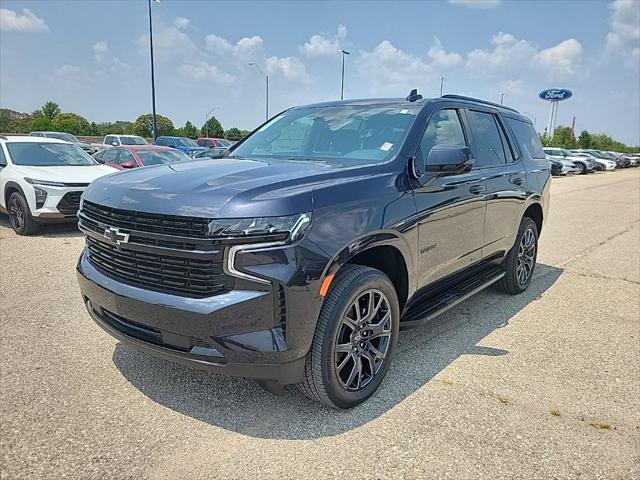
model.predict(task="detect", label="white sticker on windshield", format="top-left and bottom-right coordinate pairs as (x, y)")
top-left (400, 109), bottom-right (410, 114)
top-left (380, 142), bottom-right (393, 151)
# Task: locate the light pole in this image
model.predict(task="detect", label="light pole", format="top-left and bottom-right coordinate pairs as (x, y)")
top-left (500, 93), bottom-right (504, 105)
top-left (439, 77), bottom-right (445, 97)
top-left (338, 49), bottom-right (350, 100)
top-left (148, 0), bottom-right (161, 141)
top-left (248, 62), bottom-right (268, 121)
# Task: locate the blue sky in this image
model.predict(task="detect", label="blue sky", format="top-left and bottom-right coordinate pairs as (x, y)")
top-left (1, 0), bottom-right (639, 144)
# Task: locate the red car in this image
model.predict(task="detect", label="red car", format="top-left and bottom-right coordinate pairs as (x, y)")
top-left (93, 145), bottom-right (191, 170)
top-left (196, 137), bottom-right (232, 149)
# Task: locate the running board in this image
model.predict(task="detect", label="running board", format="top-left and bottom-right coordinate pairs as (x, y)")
top-left (400, 267), bottom-right (505, 329)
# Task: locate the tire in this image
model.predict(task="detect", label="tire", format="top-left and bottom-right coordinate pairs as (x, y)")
top-left (298, 265), bottom-right (400, 409)
top-left (575, 162), bottom-right (586, 175)
top-left (495, 217), bottom-right (538, 295)
top-left (7, 192), bottom-right (39, 235)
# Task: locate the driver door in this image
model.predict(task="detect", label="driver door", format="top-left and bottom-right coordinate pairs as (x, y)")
top-left (412, 108), bottom-right (487, 286)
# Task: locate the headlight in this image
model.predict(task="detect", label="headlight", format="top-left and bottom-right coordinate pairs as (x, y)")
top-left (207, 213), bottom-right (311, 241)
top-left (25, 178), bottom-right (65, 187)
top-left (34, 187), bottom-right (47, 209)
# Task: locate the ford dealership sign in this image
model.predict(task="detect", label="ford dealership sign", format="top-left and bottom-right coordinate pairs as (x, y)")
top-left (539, 88), bottom-right (573, 101)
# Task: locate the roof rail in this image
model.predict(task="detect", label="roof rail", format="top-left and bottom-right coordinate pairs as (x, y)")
top-left (440, 94), bottom-right (519, 113)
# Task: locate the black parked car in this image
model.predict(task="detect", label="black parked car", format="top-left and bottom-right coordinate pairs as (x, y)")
top-left (76, 91), bottom-right (550, 408)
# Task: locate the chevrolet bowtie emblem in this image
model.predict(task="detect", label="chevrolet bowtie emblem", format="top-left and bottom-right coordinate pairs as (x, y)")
top-left (103, 227), bottom-right (130, 245)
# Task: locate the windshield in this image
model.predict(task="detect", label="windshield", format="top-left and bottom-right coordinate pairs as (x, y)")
top-left (217, 139), bottom-right (232, 147)
top-left (46, 132), bottom-right (79, 143)
top-left (120, 136), bottom-right (148, 145)
top-left (232, 105), bottom-right (420, 165)
top-left (137, 149), bottom-right (190, 165)
top-left (175, 138), bottom-right (199, 147)
top-left (195, 149), bottom-right (225, 159)
top-left (7, 142), bottom-right (98, 166)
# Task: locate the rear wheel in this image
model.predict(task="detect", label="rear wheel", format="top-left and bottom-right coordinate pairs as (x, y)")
top-left (575, 162), bottom-right (586, 174)
top-left (298, 265), bottom-right (399, 409)
top-left (8, 192), bottom-right (38, 236)
top-left (495, 217), bottom-right (538, 295)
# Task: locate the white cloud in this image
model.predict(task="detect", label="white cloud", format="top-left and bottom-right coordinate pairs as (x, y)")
top-left (448, 0), bottom-right (501, 9)
top-left (427, 37), bottom-right (462, 68)
top-left (177, 61), bottom-right (235, 85)
top-left (205, 34), bottom-right (264, 59)
top-left (49, 65), bottom-right (91, 91)
top-left (606, 0), bottom-right (640, 68)
top-left (300, 24), bottom-right (348, 57)
top-left (357, 40), bottom-right (432, 93)
top-left (137, 23), bottom-right (199, 61)
top-left (173, 17), bottom-right (191, 29)
top-left (93, 41), bottom-right (108, 62)
top-left (466, 32), bottom-right (536, 73)
top-left (266, 56), bottom-right (309, 81)
top-left (0, 8), bottom-right (48, 32)
top-left (534, 38), bottom-right (583, 76)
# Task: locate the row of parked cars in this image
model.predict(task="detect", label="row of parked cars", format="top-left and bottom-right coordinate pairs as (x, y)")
top-left (544, 147), bottom-right (639, 176)
top-left (0, 133), bottom-right (233, 234)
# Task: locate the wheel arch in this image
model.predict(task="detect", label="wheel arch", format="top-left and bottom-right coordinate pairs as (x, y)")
top-left (321, 231), bottom-right (414, 312)
top-left (4, 181), bottom-right (27, 208)
top-left (522, 202), bottom-right (543, 235)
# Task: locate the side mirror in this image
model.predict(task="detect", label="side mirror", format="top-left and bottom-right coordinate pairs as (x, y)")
top-left (121, 161), bottom-right (135, 169)
top-left (425, 144), bottom-right (474, 176)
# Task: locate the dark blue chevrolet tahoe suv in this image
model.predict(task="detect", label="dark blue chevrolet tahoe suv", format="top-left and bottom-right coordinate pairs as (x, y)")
top-left (77, 92), bottom-right (550, 408)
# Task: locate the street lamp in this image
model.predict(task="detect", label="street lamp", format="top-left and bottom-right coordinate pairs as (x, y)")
top-left (248, 62), bottom-right (268, 121)
top-left (338, 49), bottom-right (350, 100)
top-left (440, 77), bottom-right (445, 97)
top-left (204, 107), bottom-right (217, 138)
top-left (500, 93), bottom-right (505, 105)
top-left (148, 0), bottom-right (161, 141)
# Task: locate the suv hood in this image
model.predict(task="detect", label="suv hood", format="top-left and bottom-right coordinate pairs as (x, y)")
top-left (12, 164), bottom-right (116, 183)
top-left (82, 156), bottom-right (380, 218)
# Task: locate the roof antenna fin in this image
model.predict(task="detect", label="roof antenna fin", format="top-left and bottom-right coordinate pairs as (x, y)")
top-left (405, 89), bottom-right (422, 102)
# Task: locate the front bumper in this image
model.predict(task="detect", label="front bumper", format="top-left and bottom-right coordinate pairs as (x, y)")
top-left (76, 242), bottom-right (322, 384)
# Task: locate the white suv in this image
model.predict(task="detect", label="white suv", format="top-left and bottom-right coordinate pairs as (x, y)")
top-left (0, 135), bottom-right (115, 235)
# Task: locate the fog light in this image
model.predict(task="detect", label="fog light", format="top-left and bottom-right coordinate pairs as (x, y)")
top-left (34, 187), bottom-right (47, 209)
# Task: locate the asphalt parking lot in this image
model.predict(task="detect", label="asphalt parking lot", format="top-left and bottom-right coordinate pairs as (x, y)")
top-left (1, 169), bottom-right (639, 480)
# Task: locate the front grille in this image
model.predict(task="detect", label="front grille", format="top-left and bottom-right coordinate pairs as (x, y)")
top-left (82, 201), bottom-right (210, 238)
top-left (86, 236), bottom-right (230, 297)
top-left (57, 191), bottom-right (83, 216)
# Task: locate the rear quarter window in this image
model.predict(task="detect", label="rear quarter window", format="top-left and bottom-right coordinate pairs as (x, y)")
top-left (506, 118), bottom-right (545, 159)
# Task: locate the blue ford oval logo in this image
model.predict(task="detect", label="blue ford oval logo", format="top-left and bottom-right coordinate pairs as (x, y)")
top-left (539, 88), bottom-right (573, 101)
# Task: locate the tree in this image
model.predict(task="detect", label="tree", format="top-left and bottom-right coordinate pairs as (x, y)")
top-left (177, 121), bottom-right (198, 139)
top-left (550, 126), bottom-right (575, 149)
top-left (0, 108), bottom-right (30, 133)
top-left (41, 101), bottom-right (61, 120)
top-left (539, 128), bottom-right (551, 147)
top-left (224, 127), bottom-right (250, 141)
top-left (30, 115), bottom-right (54, 132)
top-left (133, 113), bottom-right (174, 138)
top-left (577, 130), bottom-right (592, 149)
top-left (201, 116), bottom-right (223, 138)
top-left (52, 112), bottom-right (92, 135)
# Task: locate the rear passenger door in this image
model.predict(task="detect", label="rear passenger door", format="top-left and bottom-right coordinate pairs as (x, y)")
top-left (465, 109), bottom-right (527, 258)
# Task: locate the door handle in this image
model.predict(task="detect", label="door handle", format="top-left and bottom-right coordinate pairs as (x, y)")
top-left (511, 177), bottom-right (525, 185)
top-left (469, 184), bottom-right (485, 194)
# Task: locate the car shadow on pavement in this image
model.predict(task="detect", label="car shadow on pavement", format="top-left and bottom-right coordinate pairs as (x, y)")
top-left (0, 213), bottom-right (82, 238)
top-left (113, 263), bottom-right (563, 440)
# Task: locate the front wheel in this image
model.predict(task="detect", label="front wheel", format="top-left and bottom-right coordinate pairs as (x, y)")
top-left (8, 192), bottom-right (39, 235)
top-left (298, 265), bottom-right (400, 409)
top-left (575, 163), bottom-right (586, 175)
top-left (495, 217), bottom-right (538, 295)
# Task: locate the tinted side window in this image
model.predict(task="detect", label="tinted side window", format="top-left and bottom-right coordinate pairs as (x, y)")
top-left (101, 148), bottom-right (119, 163)
top-left (105, 136), bottom-right (114, 145)
top-left (418, 109), bottom-right (466, 166)
top-left (118, 150), bottom-right (136, 166)
top-left (506, 118), bottom-right (545, 159)
top-left (467, 110), bottom-right (507, 167)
